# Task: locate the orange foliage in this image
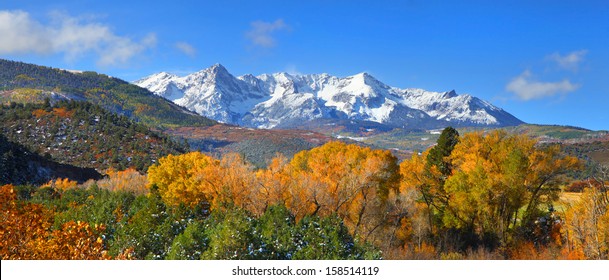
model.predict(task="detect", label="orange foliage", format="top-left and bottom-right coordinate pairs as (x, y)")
top-left (0, 184), bottom-right (53, 259)
top-left (560, 246), bottom-right (585, 260)
top-left (562, 187), bottom-right (609, 259)
top-left (509, 242), bottom-right (543, 260)
top-left (147, 152), bottom-right (257, 212)
top-left (98, 168), bottom-right (148, 195)
top-left (32, 108), bottom-right (49, 118)
top-left (211, 153), bottom-right (258, 212)
top-left (392, 242), bottom-right (437, 260)
top-left (42, 178), bottom-right (78, 191)
top-left (254, 155), bottom-right (293, 214)
top-left (135, 104), bottom-right (153, 114)
top-left (148, 143), bottom-right (402, 242)
top-left (414, 242), bottom-right (437, 259)
top-left (508, 242), bottom-right (574, 260)
top-left (0, 184), bottom-right (110, 260)
top-left (42, 221), bottom-right (109, 260)
top-left (52, 107), bottom-right (74, 118)
top-left (281, 142), bottom-right (401, 239)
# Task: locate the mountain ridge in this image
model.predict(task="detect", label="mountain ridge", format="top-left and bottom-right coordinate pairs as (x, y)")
top-left (0, 59), bottom-right (216, 129)
top-left (134, 64), bottom-right (524, 129)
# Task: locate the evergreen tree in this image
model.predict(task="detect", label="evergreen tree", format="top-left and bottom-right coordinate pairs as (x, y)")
top-left (426, 126), bottom-right (460, 179)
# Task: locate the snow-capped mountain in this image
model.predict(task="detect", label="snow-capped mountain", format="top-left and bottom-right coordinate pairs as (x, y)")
top-left (133, 64), bottom-right (523, 129)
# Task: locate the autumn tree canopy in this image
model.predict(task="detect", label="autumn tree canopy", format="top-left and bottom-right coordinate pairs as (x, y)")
top-left (147, 152), bottom-right (257, 212)
top-left (283, 141), bottom-right (401, 239)
top-left (401, 130), bottom-right (581, 249)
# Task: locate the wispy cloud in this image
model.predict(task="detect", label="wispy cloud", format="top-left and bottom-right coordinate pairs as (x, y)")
top-left (285, 64), bottom-right (301, 75)
top-left (245, 19), bottom-right (290, 48)
top-left (174, 41), bottom-right (197, 57)
top-left (506, 70), bottom-right (578, 101)
top-left (0, 10), bottom-right (156, 67)
top-left (546, 49), bottom-right (588, 71)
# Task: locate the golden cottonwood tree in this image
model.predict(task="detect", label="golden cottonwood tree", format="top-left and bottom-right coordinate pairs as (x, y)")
top-left (254, 154), bottom-right (294, 215)
top-left (400, 150), bottom-right (443, 233)
top-left (285, 142), bottom-right (401, 240)
top-left (147, 152), bottom-right (220, 208)
top-left (212, 153), bottom-right (258, 212)
top-left (147, 152), bottom-right (257, 212)
top-left (562, 183), bottom-right (609, 259)
top-left (445, 131), bottom-right (580, 242)
top-left (400, 130), bottom-right (581, 247)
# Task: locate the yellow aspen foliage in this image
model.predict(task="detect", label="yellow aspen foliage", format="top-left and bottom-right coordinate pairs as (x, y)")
top-left (147, 152), bottom-right (258, 212)
top-left (115, 247), bottom-right (137, 260)
top-left (444, 131), bottom-right (581, 239)
top-left (42, 178), bottom-right (78, 191)
top-left (399, 152), bottom-right (428, 193)
top-left (562, 187), bottom-right (609, 259)
top-left (400, 130), bottom-right (581, 246)
top-left (147, 152), bottom-right (220, 208)
top-left (285, 141), bottom-right (401, 239)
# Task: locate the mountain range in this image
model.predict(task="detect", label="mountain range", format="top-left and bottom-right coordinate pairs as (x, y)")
top-left (1, 59), bottom-right (606, 173)
top-left (134, 64), bottom-right (524, 130)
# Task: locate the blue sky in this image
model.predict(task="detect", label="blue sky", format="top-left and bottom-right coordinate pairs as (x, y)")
top-left (1, 0), bottom-right (608, 130)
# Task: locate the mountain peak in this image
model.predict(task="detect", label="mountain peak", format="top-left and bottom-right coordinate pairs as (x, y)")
top-left (210, 63), bottom-right (226, 69)
top-left (444, 90), bottom-right (458, 98)
top-left (350, 72), bottom-right (385, 89)
top-left (186, 64), bottom-right (233, 83)
top-left (353, 72), bottom-right (373, 79)
top-left (206, 63), bottom-right (229, 74)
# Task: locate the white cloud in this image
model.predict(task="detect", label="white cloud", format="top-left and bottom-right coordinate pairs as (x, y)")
top-left (245, 19), bottom-right (290, 48)
top-left (0, 10), bottom-right (52, 54)
top-left (0, 10), bottom-right (156, 67)
top-left (546, 49), bottom-right (588, 71)
top-left (174, 41), bottom-right (196, 57)
top-left (506, 70), bottom-right (579, 101)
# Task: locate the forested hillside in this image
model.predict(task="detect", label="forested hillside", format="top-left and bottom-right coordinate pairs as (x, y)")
top-left (1, 133), bottom-right (101, 185)
top-left (0, 59), bottom-right (216, 128)
top-left (0, 100), bottom-right (188, 173)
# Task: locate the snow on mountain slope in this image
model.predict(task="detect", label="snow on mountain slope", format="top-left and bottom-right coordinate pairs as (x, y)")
top-left (134, 65), bottom-right (523, 129)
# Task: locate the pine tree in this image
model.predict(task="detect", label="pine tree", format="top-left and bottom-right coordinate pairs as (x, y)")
top-left (426, 126), bottom-right (459, 178)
